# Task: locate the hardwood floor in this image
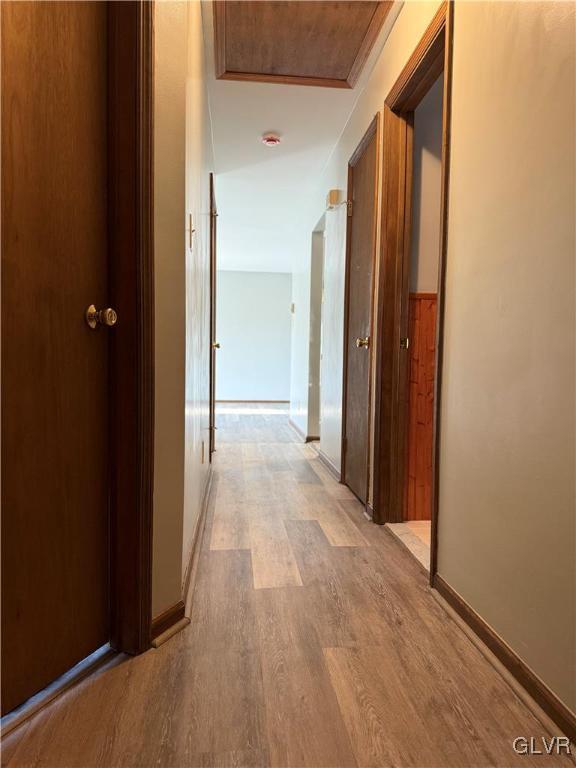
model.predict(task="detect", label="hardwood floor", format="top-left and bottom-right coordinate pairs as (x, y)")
top-left (1, 403), bottom-right (570, 767)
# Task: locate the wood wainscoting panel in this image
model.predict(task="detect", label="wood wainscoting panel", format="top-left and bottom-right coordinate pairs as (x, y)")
top-left (405, 293), bottom-right (437, 521)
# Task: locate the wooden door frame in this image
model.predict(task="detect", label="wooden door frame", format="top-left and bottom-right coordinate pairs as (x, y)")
top-left (371, 1), bottom-right (453, 584)
top-left (341, 113), bottom-right (381, 507)
top-left (209, 173), bottom-right (217, 458)
top-left (108, 0), bottom-right (155, 653)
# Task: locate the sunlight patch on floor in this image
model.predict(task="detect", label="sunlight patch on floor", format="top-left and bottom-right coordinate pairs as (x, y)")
top-left (386, 521), bottom-right (430, 571)
top-left (216, 403), bottom-right (289, 416)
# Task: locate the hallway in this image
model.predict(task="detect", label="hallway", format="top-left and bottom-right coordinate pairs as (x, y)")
top-left (2, 405), bottom-right (569, 767)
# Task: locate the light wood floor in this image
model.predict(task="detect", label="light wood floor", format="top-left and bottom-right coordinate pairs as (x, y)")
top-left (2, 404), bottom-right (570, 767)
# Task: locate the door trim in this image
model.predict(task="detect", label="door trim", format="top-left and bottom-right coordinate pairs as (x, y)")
top-left (372, 0), bottom-right (453, 588)
top-left (341, 113), bottom-right (381, 507)
top-left (108, 0), bottom-right (155, 654)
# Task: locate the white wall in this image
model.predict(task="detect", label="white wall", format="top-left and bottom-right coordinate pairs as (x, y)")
top-left (307, 232), bottom-right (324, 438)
top-left (216, 271), bottom-right (292, 401)
top-left (289, 228), bottom-right (317, 433)
top-left (152, 0), bottom-right (214, 617)
top-left (152, 1), bottom-right (188, 616)
top-left (291, 0), bottom-right (576, 713)
top-left (410, 75), bottom-right (443, 293)
top-left (318, 204), bottom-right (347, 468)
top-left (182, 0), bottom-right (214, 590)
top-left (437, 0), bottom-right (575, 711)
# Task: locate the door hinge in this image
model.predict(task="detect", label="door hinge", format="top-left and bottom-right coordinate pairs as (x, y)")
top-left (347, 200), bottom-right (353, 217)
top-left (400, 337), bottom-right (410, 350)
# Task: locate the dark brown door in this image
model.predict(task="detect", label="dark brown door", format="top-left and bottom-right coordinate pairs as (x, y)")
top-left (342, 117), bottom-right (379, 504)
top-left (1, 1), bottom-right (110, 714)
top-left (209, 173), bottom-right (218, 457)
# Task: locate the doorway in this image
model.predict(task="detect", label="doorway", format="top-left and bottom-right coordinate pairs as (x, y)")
top-left (1, 1), bottom-right (154, 715)
top-left (387, 75), bottom-right (443, 569)
top-left (307, 223), bottom-right (325, 443)
top-left (372, 2), bottom-right (453, 580)
top-left (341, 115), bottom-right (380, 506)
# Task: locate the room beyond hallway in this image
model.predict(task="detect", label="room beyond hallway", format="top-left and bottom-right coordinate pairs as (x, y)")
top-left (2, 405), bottom-right (570, 767)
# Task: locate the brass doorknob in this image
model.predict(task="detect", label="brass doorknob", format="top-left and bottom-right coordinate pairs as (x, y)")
top-left (212, 342), bottom-right (221, 349)
top-left (86, 304), bottom-right (118, 330)
top-left (355, 336), bottom-right (370, 349)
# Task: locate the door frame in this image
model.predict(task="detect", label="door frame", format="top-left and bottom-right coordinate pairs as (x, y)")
top-left (341, 113), bottom-right (381, 507)
top-left (209, 172), bottom-right (218, 457)
top-left (371, 1), bottom-right (453, 585)
top-left (108, 0), bottom-right (155, 653)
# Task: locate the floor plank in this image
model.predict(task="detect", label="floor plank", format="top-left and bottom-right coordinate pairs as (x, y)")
top-left (254, 587), bottom-right (357, 767)
top-left (210, 501), bottom-right (251, 551)
top-left (2, 403), bottom-right (570, 768)
top-left (249, 514), bottom-right (303, 590)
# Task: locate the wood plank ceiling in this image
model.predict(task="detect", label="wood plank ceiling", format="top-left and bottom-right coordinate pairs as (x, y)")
top-left (213, 1), bottom-right (393, 89)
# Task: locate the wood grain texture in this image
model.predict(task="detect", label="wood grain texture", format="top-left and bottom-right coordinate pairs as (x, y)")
top-left (107, 0), bottom-right (155, 656)
top-left (150, 601), bottom-right (186, 641)
top-left (385, 1), bottom-right (447, 112)
top-left (249, 514), bottom-right (303, 590)
top-left (372, 106), bottom-right (412, 525)
top-left (2, 2), bottom-right (154, 713)
top-left (405, 293), bottom-right (437, 521)
top-left (254, 588), bottom-right (357, 767)
top-left (373, 4), bottom-right (448, 529)
top-left (434, 575), bottom-right (576, 744)
top-left (430, 0), bottom-right (455, 583)
top-left (3, 404), bottom-right (570, 765)
top-left (213, 1), bottom-right (392, 88)
top-left (210, 501), bottom-right (251, 551)
top-left (1, 0), bottom-right (110, 715)
top-left (342, 116), bottom-right (379, 505)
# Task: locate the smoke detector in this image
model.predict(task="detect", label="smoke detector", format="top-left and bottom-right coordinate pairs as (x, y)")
top-left (261, 133), bottom-right (281, 147)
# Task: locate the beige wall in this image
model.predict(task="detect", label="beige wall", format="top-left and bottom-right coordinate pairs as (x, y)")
top-left (216, 271), bottom-right (292, 401)
top-left (437, 0), bottom-right (575, 711)
top-left (299, 0), bottom-right (575, 713)
top-left (152, 0), bottom-right (214, 617)
top-left (301, 0), bottom-right (444, 478)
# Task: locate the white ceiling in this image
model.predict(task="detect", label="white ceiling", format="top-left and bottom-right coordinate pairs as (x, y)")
top-left (201, 1), bottom-right (400, 273)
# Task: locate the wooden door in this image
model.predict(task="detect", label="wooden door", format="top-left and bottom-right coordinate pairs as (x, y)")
top-left (342, 117), bottom-right (379, 504)
top-left (209, 173), bottom-right (218, 457)
top-left (1, 1), bottom-right (111, 714)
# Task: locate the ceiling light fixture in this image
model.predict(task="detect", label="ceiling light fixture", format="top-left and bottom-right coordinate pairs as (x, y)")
top-left (261, 133), bottom-right (281, 147)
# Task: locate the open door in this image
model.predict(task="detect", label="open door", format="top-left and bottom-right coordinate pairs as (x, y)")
top-left (209, 173), bottom-right (218, 457)
top-left (372, 2), bottom-right (453, 581)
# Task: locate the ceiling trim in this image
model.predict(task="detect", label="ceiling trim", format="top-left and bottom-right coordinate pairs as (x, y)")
top-left (213, 1), bottom-right (393, 90)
